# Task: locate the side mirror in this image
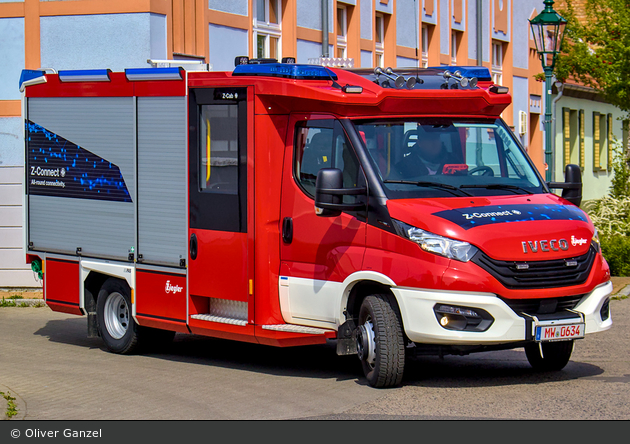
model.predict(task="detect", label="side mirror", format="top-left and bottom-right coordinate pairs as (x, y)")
top-left (314, 168), bottom-right (367, 217)
top-left (548, 164), bottom-right (582, 207)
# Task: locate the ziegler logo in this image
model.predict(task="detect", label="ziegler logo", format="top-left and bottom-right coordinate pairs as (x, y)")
top-left (165, 280), bottom-right (183, 294)
top-left (522, 239), bottom-right (569, 253)
top-left (571, 236), bottom-right (588, 246)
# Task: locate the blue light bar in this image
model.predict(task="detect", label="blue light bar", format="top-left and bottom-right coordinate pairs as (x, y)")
top-left (19, 69), bottom-right (46, 91)
top-left (429, 66), bottom-right (491, 81)
top-left (125, 67), bottom-right (184, 81)
top-left (232, 63), bottom-right (337, 81)
top-left (59, 69), bottom-right (112, 82)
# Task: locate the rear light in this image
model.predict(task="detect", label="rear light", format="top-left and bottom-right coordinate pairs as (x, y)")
top-left (433, 304), bottom-right (494, 332)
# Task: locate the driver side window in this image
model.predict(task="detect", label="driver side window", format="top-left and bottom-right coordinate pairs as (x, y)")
top-left (295, 120), bottom-right (361, 200)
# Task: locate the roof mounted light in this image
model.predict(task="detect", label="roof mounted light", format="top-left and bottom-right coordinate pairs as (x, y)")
top-left (124, 67), bottom-right (184, 81)
top-left (19, 69), bottom-right (47, 92)
top-left (232, 63), bottom-right (337, 80)
top-left (489, 85), bottom-right (510, 94)
top-left (59, 69), bottom-right (112, 83)
top-left (342, 84), bottom-right (363, 94)
top-left (235, 56), bottom-right (250, 66)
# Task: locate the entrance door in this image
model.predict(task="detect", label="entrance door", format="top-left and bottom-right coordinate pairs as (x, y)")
top-left (280, 116), bottom-right (367, 326)
top-left (188, 88), bottom-right (251, 308)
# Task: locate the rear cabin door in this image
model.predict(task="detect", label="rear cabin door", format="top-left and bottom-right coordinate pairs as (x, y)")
top-left (188, 88), bottom-right (252, 321)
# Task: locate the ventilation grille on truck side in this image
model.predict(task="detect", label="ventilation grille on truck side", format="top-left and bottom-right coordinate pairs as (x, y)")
top-left (471, 246), bottom-right (596, 289)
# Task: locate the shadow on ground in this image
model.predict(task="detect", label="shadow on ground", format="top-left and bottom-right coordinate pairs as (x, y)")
top-left (34, 317), bottom-right (605, 389)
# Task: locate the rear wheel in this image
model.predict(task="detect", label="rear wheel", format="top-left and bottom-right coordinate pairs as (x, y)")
top-left (97, 278), bottom-right (140, 354)
top-left (524, 340), bottom-right (574, 371)
top-left (96, 278), bottom-right (176, 354)
top-left (356, 294), bottom-right (405, 388)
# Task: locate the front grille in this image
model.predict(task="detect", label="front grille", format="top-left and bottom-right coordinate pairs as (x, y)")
top-left (471, 246), bottom-right (596, 290)
top-left (499, 294), bottom-right (584, 316)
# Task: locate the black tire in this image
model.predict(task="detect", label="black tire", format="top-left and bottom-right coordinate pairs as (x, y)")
top-left (96, 278), bottom-right (140, 354)
top-left (357, 294), bottom-right (405, 388)
top-left (524, 340), bottom-right (574, 371)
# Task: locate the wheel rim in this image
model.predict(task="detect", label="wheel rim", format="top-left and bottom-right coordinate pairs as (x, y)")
top-left (357, 317), bottom-right (377, 369)
top-left (103, 292), bottom-right (129, 340)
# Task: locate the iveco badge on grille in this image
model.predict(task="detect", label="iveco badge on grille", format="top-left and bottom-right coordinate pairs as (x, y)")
top-left (521, 239), bottom-right (569, 253)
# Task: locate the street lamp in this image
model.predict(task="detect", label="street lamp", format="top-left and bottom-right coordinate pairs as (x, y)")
top-left (529, 0), bottom-right (567, 182)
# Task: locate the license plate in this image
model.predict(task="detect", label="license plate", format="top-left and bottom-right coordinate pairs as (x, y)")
top-left (535, 322), bottom-right (585, 342)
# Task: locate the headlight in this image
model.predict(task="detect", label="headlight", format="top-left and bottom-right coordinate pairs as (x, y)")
top-left (394, 220), bottom-right (479, 262)
top-left (592, 227), bottom-right (601, 252)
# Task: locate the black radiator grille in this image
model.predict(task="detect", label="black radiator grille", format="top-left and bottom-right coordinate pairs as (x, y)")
top-left (499, 294), bottom-right (585, 316)
top-left (471, 246), bottom-right (596, 289)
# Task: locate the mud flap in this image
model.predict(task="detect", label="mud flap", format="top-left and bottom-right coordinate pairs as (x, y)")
top-left (336, 319), bottom-right (357, 355)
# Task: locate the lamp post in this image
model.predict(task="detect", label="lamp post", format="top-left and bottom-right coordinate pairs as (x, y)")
top-left (529, 0), bottom-right (567, 182)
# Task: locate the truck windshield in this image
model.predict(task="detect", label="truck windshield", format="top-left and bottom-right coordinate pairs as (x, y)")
top-left (353, 119), bottom-right (544, 199)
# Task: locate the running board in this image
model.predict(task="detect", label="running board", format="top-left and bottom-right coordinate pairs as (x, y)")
top-left (262, 324), bottom-right (335, 335)
top-left (190, 314), bottom-right (247, 326)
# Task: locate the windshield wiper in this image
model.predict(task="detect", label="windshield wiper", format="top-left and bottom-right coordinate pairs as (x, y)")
top-left (384, 180), bottom-right (473, 197)
top-left (459, 183), bottom-right (534, 194)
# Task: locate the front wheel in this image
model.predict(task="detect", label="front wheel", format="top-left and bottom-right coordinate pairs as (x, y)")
top-left (524, 340), bottom-right (574, 371)
top-left (356, 294), bottom-right (405, 388)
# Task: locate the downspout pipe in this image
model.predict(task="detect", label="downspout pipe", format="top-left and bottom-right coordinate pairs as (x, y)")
top-left (476, 0), bottom-right (483, 65)
top-left (322, 0), bottom-right (329, 57)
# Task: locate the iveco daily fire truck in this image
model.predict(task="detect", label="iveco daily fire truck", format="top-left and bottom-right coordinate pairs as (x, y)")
top-left (19, 57), bottom-right (612, 388)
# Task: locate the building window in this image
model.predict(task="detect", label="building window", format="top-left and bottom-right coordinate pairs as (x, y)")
top-left (563, 108), bottom-right (581, 168)
top-left (492, 41), bottom-right (503, 85)
top-left (336, 5), bottom-right (347, 59)
top-left (607, 113), bottom-right (614, 170)
top-left (255, 0), bottom-right (281, 59)
top-left (375, 13), bottom-right (384, 67)
top-left (593, 112), bottom-right (608, 171)
top-left (579, 110), bottom-right (585, 169)
top-left (451, 31), bottom-right (461, 65)
top-left (421, 24), bottom-right (429, 68)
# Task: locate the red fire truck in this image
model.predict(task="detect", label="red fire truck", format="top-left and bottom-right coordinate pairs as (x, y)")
top-left (19, 58), bottom-right (612, 388)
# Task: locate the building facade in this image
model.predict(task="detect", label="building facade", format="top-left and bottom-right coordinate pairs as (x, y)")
top-left (0, 0), bottom-right (624, 287)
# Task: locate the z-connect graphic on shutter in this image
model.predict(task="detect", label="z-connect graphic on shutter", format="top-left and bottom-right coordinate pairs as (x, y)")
top-left (26, 121), bottom-right (131, 202)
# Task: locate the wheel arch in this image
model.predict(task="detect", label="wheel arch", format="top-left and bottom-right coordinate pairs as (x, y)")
top-left (341, 271), bottom-right (398, 323)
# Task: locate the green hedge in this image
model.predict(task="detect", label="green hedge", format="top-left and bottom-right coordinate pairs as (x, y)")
top-left (600, 234), bottom-right (630, 277)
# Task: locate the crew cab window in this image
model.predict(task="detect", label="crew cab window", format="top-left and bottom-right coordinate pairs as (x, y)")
top-left (200, 104), bottom-right (238, 194)
top-left (294, 120), bottom-right (361, 202)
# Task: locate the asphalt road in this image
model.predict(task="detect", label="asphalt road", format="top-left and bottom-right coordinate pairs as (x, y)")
top-left (1, 297), bottom-right (629, 421)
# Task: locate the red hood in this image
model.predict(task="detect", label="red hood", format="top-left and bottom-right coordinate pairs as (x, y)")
top-left (386, 194), bottom-right (595, 261)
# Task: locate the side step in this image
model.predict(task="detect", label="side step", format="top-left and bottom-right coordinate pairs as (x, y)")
top-left (190, 298), bottom-right (248, 326)
top-left (262, 324), bottom-right (335, 335)
top-left (190, 314), bottom-right (247, 326)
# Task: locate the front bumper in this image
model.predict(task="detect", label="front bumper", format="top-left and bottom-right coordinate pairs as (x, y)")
top-left (392, 280), bottom-right (613, 345)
